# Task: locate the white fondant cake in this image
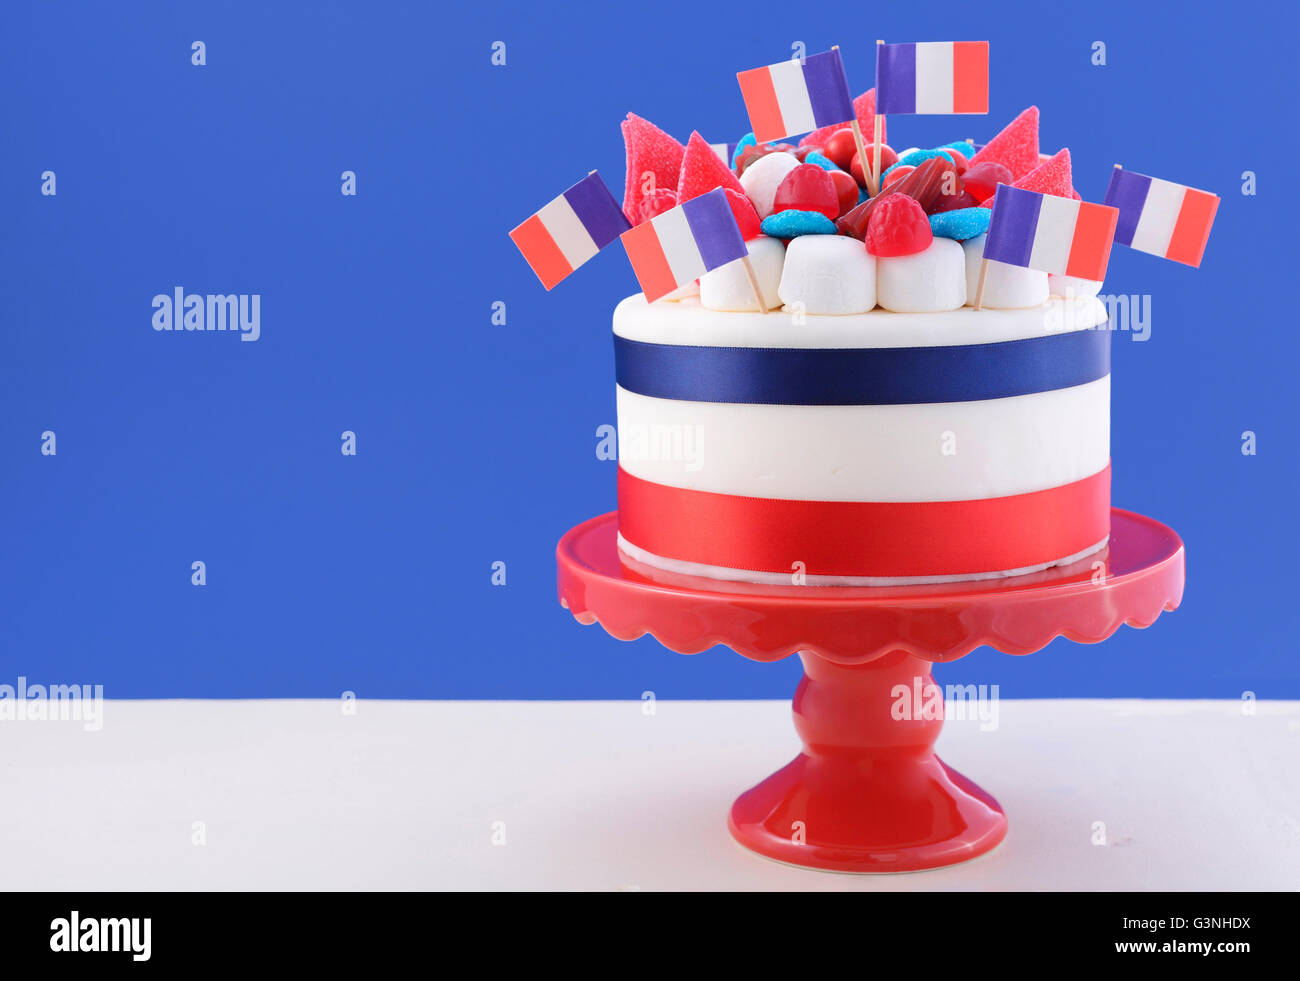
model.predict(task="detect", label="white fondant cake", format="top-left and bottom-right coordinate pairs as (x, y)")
top-left (613, 282), bottom-right (1111, 586)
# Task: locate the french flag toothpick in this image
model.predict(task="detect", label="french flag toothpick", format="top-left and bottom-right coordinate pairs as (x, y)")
top-left (1103, 166), bottom-right (1219, 268)
top-left (620, 188), bottom-right (752, 305)
top-left (509, 172), bottom-right (630, 290)
top-left (867, 40), bottom-right (989, 197)
top-left (977, 186), bottom-right (1119, 308)
top-left (875, 41), bottom-right (989, 115)
top-left (737, 49), bottom-right (856, 145)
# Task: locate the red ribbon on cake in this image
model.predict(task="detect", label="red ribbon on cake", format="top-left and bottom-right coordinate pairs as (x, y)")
top-left (617, 465), bottom-right (1111, 578)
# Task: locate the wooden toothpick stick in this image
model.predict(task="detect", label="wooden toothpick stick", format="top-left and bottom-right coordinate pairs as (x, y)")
top-left (850, 117), bottom-right (874, 198)
top-left (831, 45), bottom-right (874, 198)
top-left (973, 257), bottom-right (990, 311)
top-left (871, 40), bottom-right (885, 197)
top-left (741, 255), bottom-right (768, 314)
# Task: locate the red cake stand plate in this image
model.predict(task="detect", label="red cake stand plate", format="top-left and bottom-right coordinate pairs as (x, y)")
top-left (557, 508), bottom-right (1184, 874)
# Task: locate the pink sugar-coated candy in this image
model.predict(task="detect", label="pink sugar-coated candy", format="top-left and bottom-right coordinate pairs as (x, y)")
top-left (772, 164), bottom-right (839, 221)
top-left (724, 188), bottom-right (762, 240)
top-left (798, 89), bottom-right (886, 148)
top-left (621, 113), bottom-right (685, 223)
top-left (969, 106), bottom-right (1040, 181)
top-left (677, 131), bottom-right (746, 204)
top-left (866, 194), bottom-right (933, 257)
top-left (977, 149), bottom-right (1073, 208)
top-left (1012, 147), bottom-right (1072, 197)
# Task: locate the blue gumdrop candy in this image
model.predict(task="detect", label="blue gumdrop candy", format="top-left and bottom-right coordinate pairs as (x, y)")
top-left (760, 210), bottom-right (838, 238)
top-left (929, 207), bottom-right (991, 241)
top-left (803, 150), bottom-right (840, 172)
top-left (883, 148), bottom-right (955, 179)
top-left (936, 140), bottom-right (975, 156)
top-left (732, 133), bottom-right (756, 169)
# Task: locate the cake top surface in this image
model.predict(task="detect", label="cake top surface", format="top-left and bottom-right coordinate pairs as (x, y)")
top-left (614, 292), bottom-right (1107, 349)
top-left (509, 43), bottom-right (1217, 310)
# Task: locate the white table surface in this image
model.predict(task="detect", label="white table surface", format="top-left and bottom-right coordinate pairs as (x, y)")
top-left (3, 699), bottom-right (1297, 891)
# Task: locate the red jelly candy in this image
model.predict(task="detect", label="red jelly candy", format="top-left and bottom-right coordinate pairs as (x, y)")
top-left (881, 164), bottom-right (914, 189)
top-left (621, 113), bottom-right (685, 224)
top-left (944, 148), bottom-right (969, 176)
top-left (866, 194), bottom-right (933, 257)
top-left (962, 161), bottom-right (1013, 203)
top-left (835, 157), bottom-right (952, 240)
top-left (850, 144), bottom-right (900, 186)
top-left (823, 129), bottom-right (858, 169)
top-left (676, 131), bottom-right (746, 203)
top-left (930, 189), bottom-right (977, 213)
top-left (772, 164), bottom-right (839, 220)
top-left (829, 169), bottom-right (859, 217)
top-left (724, 187), bottom-right (762, 240)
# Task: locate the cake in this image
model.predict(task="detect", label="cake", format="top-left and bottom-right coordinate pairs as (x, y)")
top-left (611, 104), bottom-right (1114, 586)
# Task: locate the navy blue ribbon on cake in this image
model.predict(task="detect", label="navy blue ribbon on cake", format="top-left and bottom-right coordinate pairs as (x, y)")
top-left (615, 327), bottom-right (1110, 405)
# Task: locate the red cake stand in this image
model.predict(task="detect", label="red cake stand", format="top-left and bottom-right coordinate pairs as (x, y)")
top-left (557, 508), bottom-right (1184, 874)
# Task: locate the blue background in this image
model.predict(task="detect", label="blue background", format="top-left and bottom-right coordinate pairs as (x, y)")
top-left (2, 1), bottom-right (1296, 699)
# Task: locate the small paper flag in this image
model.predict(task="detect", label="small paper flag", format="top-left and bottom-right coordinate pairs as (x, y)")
top-left (876, 42), bottom-right (989, 115)
top-left (736, 49), bottom-right (855, 144)
top-left (1103, 166), bottom-right (1219, 268)
top-left (509, 172), bottom-right (630, 290)
top-left (984, 185), bottom-right (1119, 282)
top-left (620, 188), bottom-right (748, 303)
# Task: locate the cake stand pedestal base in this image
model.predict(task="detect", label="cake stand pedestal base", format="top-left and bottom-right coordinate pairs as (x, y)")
top-left (557, 509), bottom-right (1183, 874)
top-left (729, 651), bottom-right (1005, 873)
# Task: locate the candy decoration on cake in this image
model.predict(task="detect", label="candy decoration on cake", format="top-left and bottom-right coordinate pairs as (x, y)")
top-left (871, 40), bottom-right (989, 195)
top-left (619, 187), bottom-right (755, 305)
top-left (507, 43), bottom-right (1220, 322)
top-left (1103, 166), bottom-right (1220, 267)
top-left (509, 172), bottom-right (630, 290)
top-left (620, 113), bottom-right (685, 224)
top-left (977, 185), bottom-right (1119, 308)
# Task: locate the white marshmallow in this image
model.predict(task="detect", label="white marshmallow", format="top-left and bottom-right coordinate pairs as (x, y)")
top-left (962, 234), bottom-right (1049, 309)
top-left (876, 238), bottom-right (966, 313)
top-left (699, 235), bottom-right (785, 311)
top-left (662, 280), bottom-right (700, 301)
top-left (738, 152), bottom-right (800, 219)
top-left (778, 235), bottom-right (876, 314)
top-left (1048, 272), bottom-right (1103, 299)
